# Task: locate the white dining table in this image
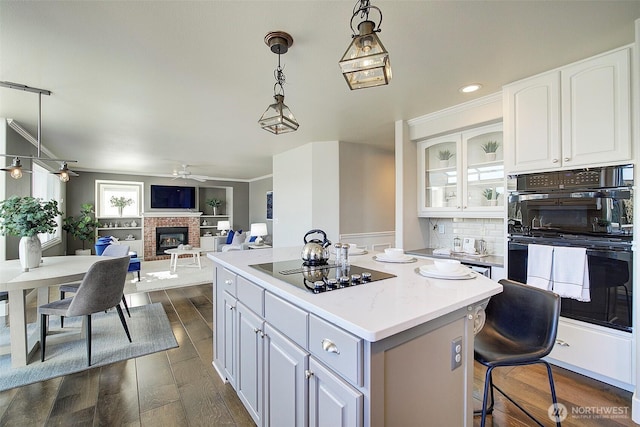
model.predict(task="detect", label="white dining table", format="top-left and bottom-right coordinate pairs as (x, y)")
top-left (0, 255), bottom-right (103, 367)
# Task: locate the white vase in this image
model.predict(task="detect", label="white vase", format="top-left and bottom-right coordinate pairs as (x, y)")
top-left (485, 152), bottom-right (497, 161)
top-left (19, 235), bottom-right (42, 271)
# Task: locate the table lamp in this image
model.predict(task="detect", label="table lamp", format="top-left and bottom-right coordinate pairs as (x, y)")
top-left (250, 223), bottom-right (268, 246)
top-left (217, 220), bottom-right (231, 236)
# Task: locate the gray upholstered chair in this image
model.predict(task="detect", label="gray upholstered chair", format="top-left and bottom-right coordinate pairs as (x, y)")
top-left (39, 255), bottom-right (132, 366)
top-left (60, 244), bottom-right (131, 326)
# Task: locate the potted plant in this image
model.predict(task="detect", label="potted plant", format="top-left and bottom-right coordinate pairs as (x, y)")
top-left (62, 203), bottom-right (101, 255)
top-left (206, 198), bottom-right (223, 215)
top-left (481, 141), bottom-right (500, 161)
top-left (110, 196), bottom-right (133, 217)
top-left (482, 188), bottom-right (500, 206)
top-left (0, 196), bottom-right (62, 270)
top-left (437, 149), bottom-right (454, 167)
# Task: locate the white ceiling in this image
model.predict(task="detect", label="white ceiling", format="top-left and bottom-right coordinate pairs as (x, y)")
top-left (1, 1), bottom-right (639, 181)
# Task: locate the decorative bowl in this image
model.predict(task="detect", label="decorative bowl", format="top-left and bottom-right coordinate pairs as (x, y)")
top-left (433, 259), bottom-right (461, 273)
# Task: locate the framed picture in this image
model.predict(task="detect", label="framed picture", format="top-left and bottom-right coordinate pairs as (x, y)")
top-left (266, 191), bottom-right (273, 220)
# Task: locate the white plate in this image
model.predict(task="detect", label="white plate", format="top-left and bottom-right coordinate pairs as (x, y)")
top-left (418, 264), bottom-right (475, 279)
top-left (373, 255), bottom-right (417, 263)
top-left (349, 249), bottom-right (368, 255)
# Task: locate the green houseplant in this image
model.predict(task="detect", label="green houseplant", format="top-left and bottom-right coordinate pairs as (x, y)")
top-left (437, 149), bottom-right (454, 167)
top-left (63, 203), bottom-right (101, 254)
top-left (206, 198), bottom-right (223, 215)
top-left (110, 196), bottom-right (133, 217)
top-left (0, 196), bottom-right (62, 270)
top-left (481, 141), bottom-right (500, 161)
top-left (482, 188), bottom-right (500, 205)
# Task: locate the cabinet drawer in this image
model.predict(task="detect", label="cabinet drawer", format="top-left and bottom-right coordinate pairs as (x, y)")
top-left (264, 292), bottom-right (308, 349)
top-left (237, 276), bottom-right (264, 316)
top-left (548, 319), bottom-right (632, 384)
top-left (217, 267), bottom-right (237, 297)
top-left (309, 314), bottom-right (363, 387)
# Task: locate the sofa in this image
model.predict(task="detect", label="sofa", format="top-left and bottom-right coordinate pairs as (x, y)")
top-left (219, 230), bottom-right (260, 252)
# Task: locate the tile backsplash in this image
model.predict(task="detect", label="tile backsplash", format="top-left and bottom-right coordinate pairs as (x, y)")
top-left (424, 218), bottom-right (505, 257)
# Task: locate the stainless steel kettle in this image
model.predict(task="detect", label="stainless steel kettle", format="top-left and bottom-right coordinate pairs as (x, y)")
top-left (301, 229), bottom-right (332, 265)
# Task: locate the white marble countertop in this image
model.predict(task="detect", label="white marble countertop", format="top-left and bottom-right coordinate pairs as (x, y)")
top-left (208, 247), bottom-right (502, 342)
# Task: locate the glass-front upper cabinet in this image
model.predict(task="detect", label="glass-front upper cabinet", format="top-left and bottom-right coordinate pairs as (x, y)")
top-left (418, 123), bottom-right (504, 217)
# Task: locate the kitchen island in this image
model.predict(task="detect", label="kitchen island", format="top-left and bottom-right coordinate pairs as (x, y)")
top-left (208, 247), bottom-right (502, 427)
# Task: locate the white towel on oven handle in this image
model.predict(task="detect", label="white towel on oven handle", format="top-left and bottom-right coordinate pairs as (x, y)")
top-left (526, 244), bottom-right (554, 291)
top-left (552, 246), bottom-right (590, 302)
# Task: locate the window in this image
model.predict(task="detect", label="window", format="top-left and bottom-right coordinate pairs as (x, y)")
top-left (96, 180), bottom-right (143, 217)
top-left (31, 162), bottom-right (62, 249)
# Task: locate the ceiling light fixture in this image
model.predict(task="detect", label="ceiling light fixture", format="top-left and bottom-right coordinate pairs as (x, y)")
top-left (0, 157), bottom-right (30, 180)
top-left (53, 162), bottom-right (78, 182)
top-left (459, 83), bottom-right (483, 93)
top-left (258, 31), bottom-right (299, 135)
top-left (0, 81), bottom-right (79, 182)
top-left (339, 0), bottom-right (392, 90)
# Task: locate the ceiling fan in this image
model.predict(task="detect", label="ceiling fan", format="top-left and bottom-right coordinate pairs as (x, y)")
top-left (172, 164), bottom-right (208, 182)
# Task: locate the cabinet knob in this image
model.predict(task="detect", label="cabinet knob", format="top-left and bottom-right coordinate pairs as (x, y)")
top-left (564, 157), bottom-right (570, 162)
top-left (321, 339), bottom-right (340, 354)
top-left (229, 305), bottom-right (235, 311)
top-left (224, 279), bottom-right (233, 285)
top-left (254, 327), bottom-right (260, 334)
top-left (552, 159), bottom-right (559, 163)
top-left (456, 206), bottom-right (461, 209)
top-left (305, 370), bottom-right (314, 379)
top-left (556, 339), bottom-right (570, 347)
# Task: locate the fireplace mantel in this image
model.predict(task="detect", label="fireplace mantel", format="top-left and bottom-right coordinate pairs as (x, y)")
top-left (142, 212), bottom-right (203, 218)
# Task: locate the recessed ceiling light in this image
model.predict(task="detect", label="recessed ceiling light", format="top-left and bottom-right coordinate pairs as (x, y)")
top-left (459, 83), bottom-right (482, 93)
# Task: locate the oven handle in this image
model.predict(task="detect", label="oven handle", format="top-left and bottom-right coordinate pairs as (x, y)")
top-left (509, 188), bottom-right (632, 202)
top-left (508, 239), bottom-right (632, 253)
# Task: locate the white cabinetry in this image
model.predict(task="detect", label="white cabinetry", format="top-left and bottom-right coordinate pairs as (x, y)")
top-left (96, 216), bottom-right (144, 256)
top-left (547, 317), bottom-right (633, 389)
top-left (418, 123), bottom-right (504, 218)
top-left (504, 47), bottom-right (631, 174)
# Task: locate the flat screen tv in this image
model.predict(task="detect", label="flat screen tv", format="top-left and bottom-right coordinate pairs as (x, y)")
top-left (151, 185), bottom-right (196, 209)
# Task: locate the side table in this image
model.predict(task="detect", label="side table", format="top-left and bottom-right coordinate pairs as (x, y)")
top-left (164, 247), bottom-right (203, 272)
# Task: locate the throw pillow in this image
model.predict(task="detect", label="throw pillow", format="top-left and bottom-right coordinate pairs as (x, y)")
top-left (249, 235), bottom-right (257, 242)
top-left (225, 230), bottom-right (235, 244)
top-left (232, 232), bottom-right (245, 245)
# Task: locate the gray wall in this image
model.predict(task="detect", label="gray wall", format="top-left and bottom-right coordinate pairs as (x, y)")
top-left (65, 171), bottom-right (249, 253)
top-left (339, 142), bottom-right (395, 234)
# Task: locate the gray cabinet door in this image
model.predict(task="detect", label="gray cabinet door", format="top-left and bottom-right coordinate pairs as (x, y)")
top-left (308, 357), bottom-right (363, 427)
top-left (222, 291), bottom-right (237, 387)
top-left (264, 323), bottom-right (308, 427)
top-left (237, 301), bottom-right (264, 426)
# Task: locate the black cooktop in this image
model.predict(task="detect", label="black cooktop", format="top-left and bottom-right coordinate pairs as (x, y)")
top-left (250, 259), bottom-right (395, 294)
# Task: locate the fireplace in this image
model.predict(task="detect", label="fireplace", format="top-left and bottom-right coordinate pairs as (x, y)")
top-left (156, 227), bottom-right (188, 255)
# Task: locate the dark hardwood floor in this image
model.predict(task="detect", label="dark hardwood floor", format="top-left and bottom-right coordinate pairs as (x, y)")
top-left (0, 283), bottom-right (634, 426)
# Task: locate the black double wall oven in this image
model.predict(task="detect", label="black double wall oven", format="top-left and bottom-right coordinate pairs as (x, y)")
top-left (507, 165), bottom-right (633, 332)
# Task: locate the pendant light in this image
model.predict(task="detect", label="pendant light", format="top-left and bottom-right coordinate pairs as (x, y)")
top-left (0, 81), bottom-right (79, 182)
top-left (52, 162), bottom-right (78, 182)
top-left (0, 157), bottom-right (30, 179)
top-left (339, 0), bottom-right (392, 90)
top-left (258, 31), bottom-right (299, 134)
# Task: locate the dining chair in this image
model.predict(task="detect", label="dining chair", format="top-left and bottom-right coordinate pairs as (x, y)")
top-left (39, 255), bottom-right (132, 366)
top-left (59, 244), bottom-right (131, 327)
top-left (474, 278), bottom-right (562, 427)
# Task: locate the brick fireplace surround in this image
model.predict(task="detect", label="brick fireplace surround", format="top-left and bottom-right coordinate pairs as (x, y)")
top-left (143, 213), bottom-right (201, 261)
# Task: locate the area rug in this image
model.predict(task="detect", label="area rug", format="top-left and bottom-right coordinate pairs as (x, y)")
top-left (0, 303), bottom-right (177, 391)
top-left (124, 257), bottom-right (213, 295)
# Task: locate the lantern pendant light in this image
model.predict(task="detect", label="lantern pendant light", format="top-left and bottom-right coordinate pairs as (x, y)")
top-left (339, 0), bottom-right (392, 90)
top-left (259, 31), bottom-right (299, 134)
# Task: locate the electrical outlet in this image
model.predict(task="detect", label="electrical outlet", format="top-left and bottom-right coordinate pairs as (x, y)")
top-left (438, 225), bottom-right (445, 234)
top-left (451, 337), bottom-right (463, 370)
